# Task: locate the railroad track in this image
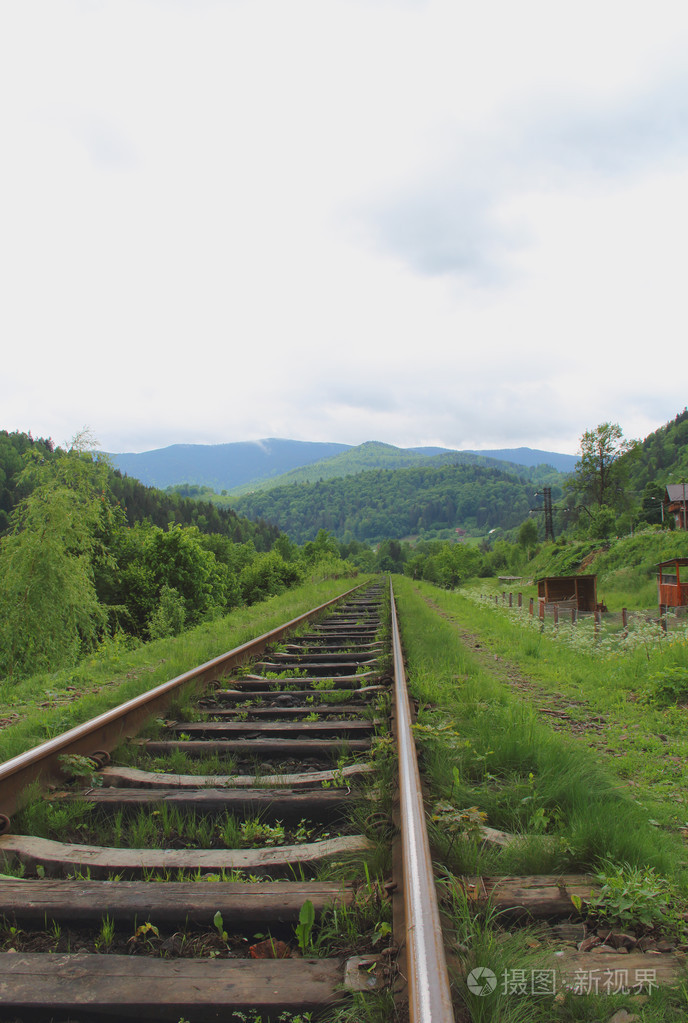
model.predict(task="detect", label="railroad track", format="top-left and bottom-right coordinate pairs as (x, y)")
top-left (0, 580), bottom-right (454, 1023)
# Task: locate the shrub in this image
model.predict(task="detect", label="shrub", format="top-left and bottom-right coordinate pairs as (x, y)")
top-left (639, 666), bottom-right (688, 706)
top-left (147, 585), bottom-right (187, 640)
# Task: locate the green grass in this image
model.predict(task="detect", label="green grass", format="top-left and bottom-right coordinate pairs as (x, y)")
top-left (14, 796), bottom-right (354, 851)
top-left (113, 745), bottom-right (239, 777)
top-left (399, 578), bottom-right (688, 861)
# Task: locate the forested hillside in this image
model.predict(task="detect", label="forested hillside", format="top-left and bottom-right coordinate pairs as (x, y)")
top-left (621, 409), bottom-right (688, 522)
top-left (0, 430), bottom-right (277, 548)
top-left (231, 463), bottom-right (561, 543)
top-left (0, 431), bottom-right (55, 533)
top-left (0, 432), bottom-right (353, 680)
top-left (228, 440), bottom-right (443, 495)
top-left (110, 473), bottom-right (277, 547)
top-left (227, 440), bottom-right (566, 496)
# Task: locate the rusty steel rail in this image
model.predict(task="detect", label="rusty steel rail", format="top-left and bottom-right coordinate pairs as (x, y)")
top-left (390, 578), bottom-right (455, 1022)
top-left (0, 584), bottom-right (363, 819)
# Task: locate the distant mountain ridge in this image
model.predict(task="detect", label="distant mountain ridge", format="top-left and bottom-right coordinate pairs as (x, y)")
top-left (228, 441), bottom-right (576, 496)
top-left (107, 438), bottom-right (578, 494)
top-left (464, 447), bottom-right (578, 472)
top-left (108, 439), bottom-right (350, 492)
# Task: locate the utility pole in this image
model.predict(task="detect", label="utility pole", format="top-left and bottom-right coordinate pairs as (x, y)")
top-left (543, 486), bottom-right (555, 542)
top-left (532, 489), bottom-right (556, 541)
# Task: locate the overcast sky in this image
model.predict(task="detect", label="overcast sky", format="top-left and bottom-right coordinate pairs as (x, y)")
top-left (2, 0), bottom-right (687, 456)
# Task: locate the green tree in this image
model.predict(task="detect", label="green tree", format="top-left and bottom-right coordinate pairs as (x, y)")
top-left (638, 481), bottom-right (665, 526)
top-left (272, 533), bottom-right (298, 562)
top-left (569, 423), bottom-right (637, 512)
top-left (145, 525), bottom-right (229, 625)
top-left (518, 518), bottom-right (538, 553)
top-left (375, 539), bottom-right (405, 573)
top-left (403, 553), bottom-right (426, 580)
top-left (0, 436), bottom-right (113, 677)
top-left (302, 529), bottom-right (340, 564)
top-left (239, 550), bottom-right (302, 604)
top-left (108, 523), bottom-right (232, 636)
top-left (147, 585), bottom-right (187, 640)
top-left (338, 538), bottom-right (375, 571)
top-left (488, 539), bottom-right (521, 575)
top-left (588, 505), bottom-right (616, 540)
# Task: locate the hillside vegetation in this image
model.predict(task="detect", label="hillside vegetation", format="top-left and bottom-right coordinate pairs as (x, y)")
top-left (389, 527), bottom-right (688, 611)
top-left (227, 440), bottom-right (442, 495)
top-left (226, 440), bottom-right (567, 496)
top-left (231, 462), bottom-right (565, 544)
top-left (519, 529), bottom-right (688, 609)
top-left (623, 408), bottom-right (688, 513)
top-left (352, 409), bottom-right (688, 600)
top-left (4, 409), bottom-right (686, 682)
top-left (0, 431), bottom-right (277, 548)
top-left (0, 431), bottom-right (357, 679)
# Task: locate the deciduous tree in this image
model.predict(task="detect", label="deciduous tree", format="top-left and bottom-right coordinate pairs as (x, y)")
top-left (0, 434), bottom-right (113, 677)
top-left (569, 423), bottom-right (637, 512)
top-left (518, 518), bottom-right (538, 552)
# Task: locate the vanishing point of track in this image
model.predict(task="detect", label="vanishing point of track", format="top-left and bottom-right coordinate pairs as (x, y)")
top-left (0, 579), bottom-right (454, 1023)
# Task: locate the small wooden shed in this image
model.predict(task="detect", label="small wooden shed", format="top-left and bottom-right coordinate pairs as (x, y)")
top-left (657, 558), bottom-right (688, 608)
top-left (537, 575), bottom-right (598, 613)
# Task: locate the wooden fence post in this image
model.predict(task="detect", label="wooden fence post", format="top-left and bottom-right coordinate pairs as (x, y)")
top-left (529, 597), bottom-right (534, 616)
top-left (509, 592), bottom-right (513, 608)
top-left (518, 593), bottom-right (522, 608)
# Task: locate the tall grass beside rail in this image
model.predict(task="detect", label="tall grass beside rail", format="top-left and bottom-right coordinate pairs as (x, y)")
top-left (393, 576), bottom-right (686, 881)
top-left (408, 578), bottom-right (688, 816)
top-left (392, 575), bottom-right (688, 1021)
top-left (0, 576), bottom-right (372, 766)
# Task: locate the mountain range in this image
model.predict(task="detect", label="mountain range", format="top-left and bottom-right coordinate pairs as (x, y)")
top-left (108, 439), bottom-right (578, 494)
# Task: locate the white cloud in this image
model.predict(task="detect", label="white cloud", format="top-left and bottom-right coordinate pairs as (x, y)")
top-left (1, 0), bottom-right (687, 456)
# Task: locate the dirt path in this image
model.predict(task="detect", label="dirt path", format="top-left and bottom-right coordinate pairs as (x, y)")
top-left (418, 594), bottom-right (619, 754)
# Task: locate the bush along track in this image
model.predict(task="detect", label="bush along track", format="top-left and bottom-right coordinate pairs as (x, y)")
top-left (393, 575), bottom-right (688, 1023)
top-left (0, 583), bottom-right (402, 1023)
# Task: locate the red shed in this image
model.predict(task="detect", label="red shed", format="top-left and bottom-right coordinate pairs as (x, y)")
top-left (657, 558), bottom-right (688, 608)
